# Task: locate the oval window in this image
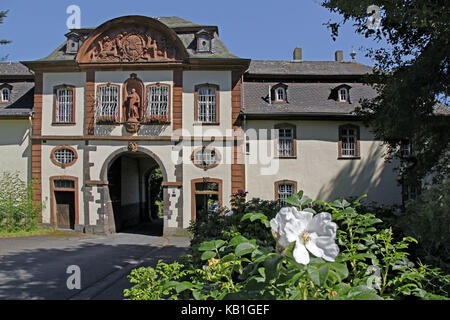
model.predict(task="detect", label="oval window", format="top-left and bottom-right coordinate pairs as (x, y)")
top-left (51, 146), bottom-right (77, 168)
top-left (192, 147), bottom-right (220, 170)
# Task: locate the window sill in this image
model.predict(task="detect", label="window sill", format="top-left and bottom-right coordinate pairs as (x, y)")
top-left (193, 122), bottom-right (220, 126)
top-left (337, 156), bottom-right (361, 160)
top-left (275, 156), bottom-right (297, 159)
top-left (52, 122), bottom-right (76, 126)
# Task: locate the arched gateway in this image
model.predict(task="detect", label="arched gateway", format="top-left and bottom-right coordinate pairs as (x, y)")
top-left (98, 146), bottom-right (170, 234)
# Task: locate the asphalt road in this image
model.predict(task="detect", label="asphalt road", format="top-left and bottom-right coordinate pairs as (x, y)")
top-left (0, 224), bottom-right (190, 300)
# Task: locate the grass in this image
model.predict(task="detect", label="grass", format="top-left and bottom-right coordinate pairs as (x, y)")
top-left (0, 225), bottom-right (85, 238)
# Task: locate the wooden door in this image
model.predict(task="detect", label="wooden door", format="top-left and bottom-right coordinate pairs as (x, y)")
top-left (55, 191), bottom-right (75, 229)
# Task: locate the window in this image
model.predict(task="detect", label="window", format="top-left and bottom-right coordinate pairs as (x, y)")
top-left (275, 124), bottom-right (296, 158)
top-left (338, 88), bottom-right (349, 102)
top-left (339, 125), bottom-right (360, 158)
top-left (270, 83), bottom-right (288, 103)
top-left (191, 178), bottom-right (223, 221)
top-left (402, 183), bottom-right (420, 203)
top-left (276, 87), bottom-right (286, 102)
top-left (196, 30), bottom-right (212, 53)
top-left (192, 146), bottom-right (221, 170)
top-left (195, 84), bottom-right (219, 124)
top-left (51, 146), bottom-right (78, 168)
top-left (400, 139), bottom-right (412, 158)
top-left (96, 84), bottom-right (120, 124)
top-left (1, 87), bottom-right (10, 102)
top-left (54, 179), bottom-right (75, 189)
top-left (54, 86), bottom-right (75, 124)
top-left (145, 84), bottom-right (170, 123)
top-left (275, 180), bottom-right (298, 205)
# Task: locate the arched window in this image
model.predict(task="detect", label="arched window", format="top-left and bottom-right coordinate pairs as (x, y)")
top-left (338, 88), bottom-right (349, 102)
top-left (53, 85), bottom-right (75, 124)
top-left (195, 84), bottom-right (220, 124)
top-left (145, 83), bottom-right (170, 124)
top-left (271, 83), bottom-right (288, 103)
top-left (1, 87), bottom-right (10, 102)
top-left (96, 84), bottom-right (120, 124)
top-left (276, 87), bottom-right (286, 102)
top-left (274, 180), bottom-right (298, 205)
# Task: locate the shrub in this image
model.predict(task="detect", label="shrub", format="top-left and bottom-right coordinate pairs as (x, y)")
top-left (125, 191), bottom-right (449, 300)
top-left (397, 183), bottom-right (450, 272)
top-left (0, 171), bottom-right (41, 233)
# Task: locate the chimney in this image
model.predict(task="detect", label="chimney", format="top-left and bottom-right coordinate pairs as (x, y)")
top-left (335, 50), bottom-right (343, 62)
top-left (293, 47), bottom-right (302, 62)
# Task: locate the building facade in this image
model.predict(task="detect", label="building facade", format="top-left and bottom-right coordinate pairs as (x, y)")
top-left (0, 16), bottom-right (403, 235)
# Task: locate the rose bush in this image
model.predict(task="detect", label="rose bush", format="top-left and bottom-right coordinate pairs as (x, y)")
top-left (124, 191), bottom-right (449, 300)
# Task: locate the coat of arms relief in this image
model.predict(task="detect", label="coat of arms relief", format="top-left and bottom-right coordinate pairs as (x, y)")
top-left (88, 27), bottom-right (177, 62)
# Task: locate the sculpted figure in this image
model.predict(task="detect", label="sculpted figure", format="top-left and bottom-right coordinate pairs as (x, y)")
top-left (127, 88), bottom-right (141, 121)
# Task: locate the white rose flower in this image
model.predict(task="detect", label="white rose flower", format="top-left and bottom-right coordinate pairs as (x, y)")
top-left (271, 209), bottom-right (340, 265)
top-left (270, 207), bottom-right (302, 249)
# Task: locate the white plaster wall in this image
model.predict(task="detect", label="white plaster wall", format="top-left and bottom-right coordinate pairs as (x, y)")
top-left (94, 71), bottom-right (174, 137)
top-left (40, 141), bottom-right (84, 225)
top-left (182, 71), bottom-right (232, 136)
top-left (0, 120), bottom-right (31, 182)
top-left (182, 143), bottom-right (233, 228)
top-left (245, 120), bottom-right (402, 205)
top-left (42, 73), bottom-right (86, 136)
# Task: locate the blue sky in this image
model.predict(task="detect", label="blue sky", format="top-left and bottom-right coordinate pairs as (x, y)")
top-left (0, 0), bottom-right (384, 66)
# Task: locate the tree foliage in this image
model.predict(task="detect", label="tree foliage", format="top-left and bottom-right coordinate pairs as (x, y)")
top-left (0, 10), bottom-right (11, 45)
top-left (322, 0), bottom-right (450, 185)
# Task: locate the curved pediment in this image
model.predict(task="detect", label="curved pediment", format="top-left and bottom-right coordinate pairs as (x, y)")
top-left (77, 16), bottom-right (188, 63)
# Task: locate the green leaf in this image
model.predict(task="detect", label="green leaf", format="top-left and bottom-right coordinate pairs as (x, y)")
top-left (307, 263), bottom-right (329, 286)
top-left (264, 254), bottom-right (284, 282)
top-left (235, 242), bottom-right (256, 257)
top-left (228, 235), bottom-right (248, 247)
top-left (201, 250), bottom-right (216, 260)
top-left (175, 281), bottom-right (194, 293)
top-left (198, 239), bottom-right (225, 251)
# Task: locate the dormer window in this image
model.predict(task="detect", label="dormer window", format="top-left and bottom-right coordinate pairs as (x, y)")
top-left (65, 32), bottom-right (83, 54)
top-left (331, 84), bottom-right (351, 103)
top-left (1, 87), bottom-right (10, 102)
top-left (196, 30), bottom-right (212, 53)
top-left (270, 83), bottom-right (288, 103)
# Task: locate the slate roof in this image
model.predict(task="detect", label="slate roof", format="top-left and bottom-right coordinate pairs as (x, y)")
top-left (247, 60), bottom-right (373, 77)
top-left (0, 63), bottom-right (35, 117)
top-left (242, 81), bottom-right (378, 117)
top-left (34, 16), bottom-right (240, 63)
top-left (0, 62), bottom-right (33, 76)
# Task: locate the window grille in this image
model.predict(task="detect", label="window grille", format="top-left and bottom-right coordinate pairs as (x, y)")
top-left (194, 148), bottom-right (218, 167)
top-left (147, 85), bottom-right (169, 119)
top-left (55, 88), bottom-right (73, 123)
top-left (341, 127), bottom-right (357, 157)
top-left (278, 184), bottom-right (294, 205)
top-left (54, 148), bottom-right (75, 165)
top-left (198, 87), bottom-right (217, 123)
top-left (1, 88), bottom-right (10, 102)
top-left (96, 85), bottom-right (119, 122)
top-left (278, 128), bottom-right (294, 157)
top-left (54, 180), bottom-right (75, 189)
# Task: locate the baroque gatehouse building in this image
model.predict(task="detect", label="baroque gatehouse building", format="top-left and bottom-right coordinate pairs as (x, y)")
top-left (0, 16), bottom-right (407, 235)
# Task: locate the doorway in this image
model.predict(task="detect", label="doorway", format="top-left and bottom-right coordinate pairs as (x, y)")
top-left (50, 177), bottom-right (78, 230)
top-left (106, 151), bottom-right (164, 235)
top-left (191, 178), bottom-right (222, 221)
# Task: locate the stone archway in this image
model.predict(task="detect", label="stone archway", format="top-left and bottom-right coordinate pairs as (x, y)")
top-left (98, 146), bottom-right (169, 234)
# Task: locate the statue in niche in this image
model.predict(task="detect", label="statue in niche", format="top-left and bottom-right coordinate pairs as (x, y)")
top-left (127, 88), bottom-right (141, 121)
